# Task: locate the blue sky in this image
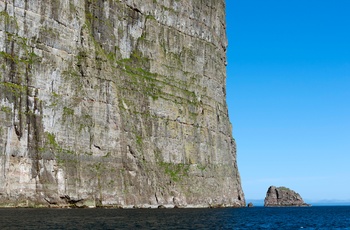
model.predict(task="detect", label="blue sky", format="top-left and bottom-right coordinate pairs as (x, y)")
top-left (225, 0), bottom-right (350, 202)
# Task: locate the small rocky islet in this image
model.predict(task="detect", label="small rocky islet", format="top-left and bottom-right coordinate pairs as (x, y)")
top-left (264, 186), bottom-right (311, 207)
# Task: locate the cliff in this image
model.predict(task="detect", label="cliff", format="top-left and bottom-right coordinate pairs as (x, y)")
top-left (264, 186), bottom-right (310, 207)
top-left (0, 0), bottom-right (244, 208)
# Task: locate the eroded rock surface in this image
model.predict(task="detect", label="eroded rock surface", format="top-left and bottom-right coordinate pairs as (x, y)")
top-left (0, 0), bottom-right (244, 208)
top-left (264, 186), bottom-right (310, 207)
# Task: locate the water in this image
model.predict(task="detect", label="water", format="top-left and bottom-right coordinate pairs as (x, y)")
top-left (0, 206), bottom-right (349, 229)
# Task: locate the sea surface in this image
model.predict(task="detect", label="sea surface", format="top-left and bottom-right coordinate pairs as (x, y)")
top-left (0, 206), bottom-right (349, 229)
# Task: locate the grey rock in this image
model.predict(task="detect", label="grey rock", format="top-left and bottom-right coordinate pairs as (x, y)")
top-left (0, 0), bottom-right (245, 208)
top-left (264, 186), bottom-right (310, 207)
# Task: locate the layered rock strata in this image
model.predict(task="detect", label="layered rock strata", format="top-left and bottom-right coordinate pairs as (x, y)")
top-left (264, 186), bottom-right (310, 207)
top-left (0, 0), bottom-right (245, 208)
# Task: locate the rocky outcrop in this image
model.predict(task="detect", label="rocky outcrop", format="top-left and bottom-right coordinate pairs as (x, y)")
top-left (0, 0), bottom-right (244, 208)
top-left (264, 186), bottom-right (310, 207)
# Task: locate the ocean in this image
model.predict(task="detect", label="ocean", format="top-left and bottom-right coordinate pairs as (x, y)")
top-left (0, 206), bottom-right (349, 229)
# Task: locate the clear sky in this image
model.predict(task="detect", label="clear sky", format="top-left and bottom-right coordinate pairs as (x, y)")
top-left (225, 0), bottom-right (350, 203)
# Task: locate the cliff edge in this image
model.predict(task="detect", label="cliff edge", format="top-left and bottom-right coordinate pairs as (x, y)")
top-left (0, 0), bottom-right (244, 208)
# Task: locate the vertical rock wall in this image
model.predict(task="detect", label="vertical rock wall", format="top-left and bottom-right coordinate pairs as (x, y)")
top-left (0, 0), bottom-right (245, 207)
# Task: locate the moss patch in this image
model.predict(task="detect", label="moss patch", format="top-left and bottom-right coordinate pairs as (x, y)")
top-left (159, 162), bottom-right (190, 182)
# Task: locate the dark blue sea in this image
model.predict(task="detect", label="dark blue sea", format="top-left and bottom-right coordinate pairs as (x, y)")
top-left (0, 206), bottom-right (349, 229)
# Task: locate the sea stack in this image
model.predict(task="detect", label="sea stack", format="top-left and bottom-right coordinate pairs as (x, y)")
top-left (264, 186), bottom-right (310, 207)
top-left (0, 1), bottom-right (245, 208)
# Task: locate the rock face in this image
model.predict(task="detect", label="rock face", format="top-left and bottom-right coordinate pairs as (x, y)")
top-left (264, 186), bottom-right (309, 207)
top-left (0, 1), bottom-right (245, 207)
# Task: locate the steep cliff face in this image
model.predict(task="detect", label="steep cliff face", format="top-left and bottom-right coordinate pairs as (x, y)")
top-left (0, 0), bottom-right (245, 208)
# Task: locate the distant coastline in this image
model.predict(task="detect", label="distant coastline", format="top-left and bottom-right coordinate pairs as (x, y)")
top-left (246, 199), bottom-right (350, 207)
